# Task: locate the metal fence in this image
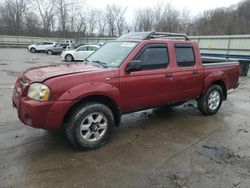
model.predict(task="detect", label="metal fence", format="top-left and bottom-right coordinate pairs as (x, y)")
top-left (1, 34), bottom-right (250, 61)
top-left (0, 35), bottom-right (116, 48)
top-left (190, 35), bottom-right (250, 61)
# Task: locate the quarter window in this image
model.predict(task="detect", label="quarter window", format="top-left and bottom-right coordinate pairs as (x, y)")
top-left (175, 44), bottom-right (195, 67)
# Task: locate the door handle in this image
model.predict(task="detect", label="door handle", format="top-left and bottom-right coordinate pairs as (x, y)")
top-left (193, 70), bottom-right (199, 75)
top-left (165, 73), bottom-right (173, 78)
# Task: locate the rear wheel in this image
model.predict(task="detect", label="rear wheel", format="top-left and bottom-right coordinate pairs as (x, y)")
top-left (197, 85), bottom-right (223, 115)
top-left (65, 54), bottom-right (74, 62)
top-left (64, 103), bottom-right (114, 150)
top-left (47, 50), bottom-right (53, 55)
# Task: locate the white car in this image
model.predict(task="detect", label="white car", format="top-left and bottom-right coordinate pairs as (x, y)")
top-left (27, 42), bottom-right (57, 53)
top-left (61, 45), bottom-right (100, 62)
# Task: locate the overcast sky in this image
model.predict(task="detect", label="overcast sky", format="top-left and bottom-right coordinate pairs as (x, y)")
top-left (85, 0), bottom-right (242, 23)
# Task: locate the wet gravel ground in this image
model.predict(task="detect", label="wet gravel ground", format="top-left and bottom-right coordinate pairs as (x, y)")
top-left (0, 48), bottom-right (250, 188)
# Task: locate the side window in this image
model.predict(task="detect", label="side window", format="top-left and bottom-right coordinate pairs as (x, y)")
top-left (175, 44), bottom-right (195, 67)
top-left (88, 46), bottom-right (97, 51)
top-left (44, 42), bottom-right (53, 45)
top-left (77, 46), bottom-right (88, 51)
top-left (135, 44), bottom-right (169, 70)
top-left (61, 43), bottom-right (68, 47)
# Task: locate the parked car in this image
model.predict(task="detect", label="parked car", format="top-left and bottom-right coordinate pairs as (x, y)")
top-left (45, 43), bottom-right (69, 55)
top-left (61, 45), bottom-right (100, 62)
top-left (13, 32), bottom-right (240, 150)
top-left (27, 42), bottom-right (57, 53)
top-left (57, 40), bottom-right (70, 44)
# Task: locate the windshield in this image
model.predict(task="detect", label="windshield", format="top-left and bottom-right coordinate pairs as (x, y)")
top-left (86, 41), bottom-right (138, 68)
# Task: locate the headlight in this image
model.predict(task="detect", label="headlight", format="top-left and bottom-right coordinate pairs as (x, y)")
top-left (27, 83), bottom-right (50, 101)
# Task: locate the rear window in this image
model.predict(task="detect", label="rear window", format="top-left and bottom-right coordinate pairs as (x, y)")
top-left (175, 44), bottom-right (195, 67)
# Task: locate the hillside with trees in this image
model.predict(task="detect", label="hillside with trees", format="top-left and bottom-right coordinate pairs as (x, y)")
top-left (0, 0), bottom-right (250, 37)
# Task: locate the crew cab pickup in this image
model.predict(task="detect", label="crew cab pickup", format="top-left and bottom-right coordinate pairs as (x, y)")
top-left (13, 32), bottom-right (240, 150)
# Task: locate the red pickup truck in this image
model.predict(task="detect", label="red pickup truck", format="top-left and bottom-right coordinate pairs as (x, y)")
top-left (12, 32), bottom-right (240, 150)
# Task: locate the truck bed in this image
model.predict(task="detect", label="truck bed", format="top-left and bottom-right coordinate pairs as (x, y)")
top-left (202, 57), bottom-right (239, 67)
top-left (202, 57), bottom-right (236, 64)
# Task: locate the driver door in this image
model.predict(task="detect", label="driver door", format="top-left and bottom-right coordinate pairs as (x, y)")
top-left (120, 43), bottom-right (177, 112)
top-left (75, 46), bottom-right (88, 60)
top-left (35, 42), bottom-right (44, 51)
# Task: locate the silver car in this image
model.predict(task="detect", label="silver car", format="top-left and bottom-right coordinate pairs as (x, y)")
top-left (27, 42), bottom-right (57, 53)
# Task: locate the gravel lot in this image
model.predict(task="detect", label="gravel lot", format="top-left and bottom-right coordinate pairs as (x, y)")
top-left (0, 48), bottom-right (250, 188)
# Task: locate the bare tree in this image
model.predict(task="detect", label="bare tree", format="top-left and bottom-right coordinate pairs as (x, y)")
top-left (134, 3), bottom-right (181, 33)
top-left (24, 11), bottom-right (39, 35)
top-left (1, 0), bottom-right (250, 37)
top-left (69, 5), bottom-right (79, 34)
top-left (97, 11), bottom-right (106, 36)
top-left (54, 0), bottom-right (78, 38)
top-left (32, 0), bottom-right (55, 35)
top-left (86, 8), bottom-right (98, 36)
top-left (76, 14), bottom-right (87, 37)
top-left (105, 4), bottom-right (127, 36)
top-left (179, 9), bottom-right (191, 34)
top-left (154, 3), bottom-right (181, 32)
top-left (105, 4), bottom-right (116, 36)
top-left (134, 9), bottom-right (154, 31)
top-left (116, 7), bottom-right (127, 36)
top-left (0, 0), bottom-right (27, 35)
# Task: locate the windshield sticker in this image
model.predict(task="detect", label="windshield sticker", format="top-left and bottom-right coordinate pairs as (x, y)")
top-left (121, 42), bottom-right (136, 48)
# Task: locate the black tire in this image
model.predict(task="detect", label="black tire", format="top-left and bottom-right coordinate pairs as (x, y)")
top-left (47, 50), bottom-right (53, 55)
top-left (30, 48), bottom-right (36, 53)
top-left (197, 85), bottom-right (223, 115)
top-left (65, 54), bottom-right (74, 62)
top-left (64, 102), bottom-right (114, 150)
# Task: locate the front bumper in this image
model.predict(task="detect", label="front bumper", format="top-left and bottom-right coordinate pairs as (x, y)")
top-left (12, 88), bottom-right (73, 130)
top-left (61, 53), bottom-right (66, 60)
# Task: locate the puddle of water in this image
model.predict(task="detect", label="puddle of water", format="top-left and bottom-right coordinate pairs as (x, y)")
top-left (196, 145), bottom-right (239, 164)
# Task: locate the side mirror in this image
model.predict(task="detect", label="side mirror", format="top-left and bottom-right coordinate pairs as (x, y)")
top-left (126, 60), bottom-right (141, 72)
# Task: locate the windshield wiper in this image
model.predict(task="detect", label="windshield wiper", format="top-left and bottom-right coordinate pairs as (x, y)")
top-left (91, 60), bottom-right (108, 68)
top-left (83, 59), bottom-right (89, 64)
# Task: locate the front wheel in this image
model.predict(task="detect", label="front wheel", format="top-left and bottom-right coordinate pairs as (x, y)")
top-left (30, 48), bottom-right (36, 53)
top-left (197, 85), bottom-right (223, 115)
top-left (65, 54), bottom-right (74, 62)
top-left (64, 103), bottom-right (114, 150)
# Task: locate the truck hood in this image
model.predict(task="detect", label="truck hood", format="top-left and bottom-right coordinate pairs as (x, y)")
top-left (22, 62), bottom-right (102, 83)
